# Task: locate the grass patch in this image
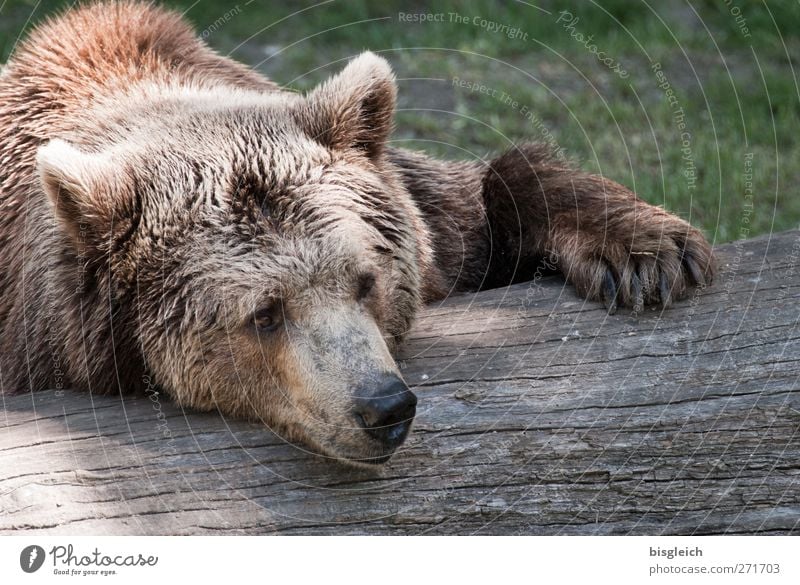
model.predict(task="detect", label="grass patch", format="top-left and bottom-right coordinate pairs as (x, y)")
top-left (1, 0), bottom-right (798, 241)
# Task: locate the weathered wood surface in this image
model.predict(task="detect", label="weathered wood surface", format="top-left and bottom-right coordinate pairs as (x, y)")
top-left (2, 231), bottom-right (799, 535)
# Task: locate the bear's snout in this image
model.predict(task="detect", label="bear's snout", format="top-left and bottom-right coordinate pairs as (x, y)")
top-left (353, 373), bottom-right (417, 454)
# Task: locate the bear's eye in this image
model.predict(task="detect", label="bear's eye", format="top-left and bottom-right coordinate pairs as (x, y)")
top-left (356, 272), bottom-right (376, 301)
top-left (252, 302), bottom-right (282, 333)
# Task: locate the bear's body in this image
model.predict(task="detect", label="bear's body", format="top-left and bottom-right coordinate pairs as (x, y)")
top-left (0, 2), bottom-right (282, 394)
top-left (0, 2), bottom-right (713, 464)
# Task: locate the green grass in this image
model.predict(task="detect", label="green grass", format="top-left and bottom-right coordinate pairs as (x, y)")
top-left (2, 0), bottom-right (798, 242)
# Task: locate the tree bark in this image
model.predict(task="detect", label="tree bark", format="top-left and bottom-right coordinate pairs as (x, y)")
top-left (2, 231), bottom-right (798, 534)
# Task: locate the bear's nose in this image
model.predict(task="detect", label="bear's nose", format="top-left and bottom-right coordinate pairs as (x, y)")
top-left (354, 374), bottom-right (417, 447)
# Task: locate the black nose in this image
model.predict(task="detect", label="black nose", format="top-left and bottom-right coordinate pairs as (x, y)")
top-left (354, 374), bottom-right (417, 447)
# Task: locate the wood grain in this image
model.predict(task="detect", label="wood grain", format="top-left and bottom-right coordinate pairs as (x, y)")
top-left (2, 231), bottom-right (799, 534)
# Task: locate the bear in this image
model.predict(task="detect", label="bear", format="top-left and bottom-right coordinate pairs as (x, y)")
top-left (0, 1), bottom-right (714, 465)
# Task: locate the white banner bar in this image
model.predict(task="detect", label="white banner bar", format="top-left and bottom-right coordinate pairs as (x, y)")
top-left (0, 536), bottom-right (797, 584)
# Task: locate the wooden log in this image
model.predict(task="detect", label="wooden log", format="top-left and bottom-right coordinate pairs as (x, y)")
top-left (1, 231), bottom-right (799, 535)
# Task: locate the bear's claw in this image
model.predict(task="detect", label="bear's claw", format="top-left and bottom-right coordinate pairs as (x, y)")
top-left (683, 254), bottom-right (706, 287)
top-left (630, 272), bottom-right (644, 312)
top-left (557, 220), bottom-right (715, 314)
top-left (602, 269), bottom-right (619, 314)
top-left (658, 271), bottom-right (672, 309)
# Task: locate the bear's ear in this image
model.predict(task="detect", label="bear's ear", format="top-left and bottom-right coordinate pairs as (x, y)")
top-left (299, 51), bottom-right (397, 160)
top-left (37, 139), bottom-right (133, 250)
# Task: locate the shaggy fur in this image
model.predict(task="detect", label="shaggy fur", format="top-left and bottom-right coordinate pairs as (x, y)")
top-left (0, 1), bottom-right (713, 464)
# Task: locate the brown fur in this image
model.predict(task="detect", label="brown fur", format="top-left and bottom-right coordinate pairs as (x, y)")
top-left (0, 1), bottom-right (714, 464)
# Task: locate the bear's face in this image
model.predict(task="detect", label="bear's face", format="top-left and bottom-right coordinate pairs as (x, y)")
top-left (37, 53), bottom-right (427, 465)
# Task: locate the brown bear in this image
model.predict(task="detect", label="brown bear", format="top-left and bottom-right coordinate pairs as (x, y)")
top-left (0, 1), bottom-right (713, 465)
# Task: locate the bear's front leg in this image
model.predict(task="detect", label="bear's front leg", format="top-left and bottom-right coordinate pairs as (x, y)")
top-left (482, 143), bottom-right (715, 312)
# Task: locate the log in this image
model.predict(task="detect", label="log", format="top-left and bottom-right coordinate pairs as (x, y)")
top-left (2, 231), bottom-right (799, 535)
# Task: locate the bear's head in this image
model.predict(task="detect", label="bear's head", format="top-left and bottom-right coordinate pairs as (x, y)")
top-left (36, 53), bottom-right (431, 465)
